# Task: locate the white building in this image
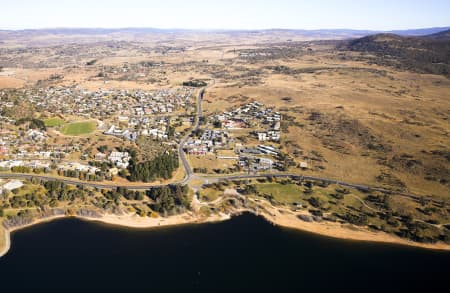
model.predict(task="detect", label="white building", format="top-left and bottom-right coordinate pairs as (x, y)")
top-left (108, 152), bottom-right (130, 169)
top-left (3, 180), bottom-right (24, 191)
top-left (258, 132), bottom-right (269, 141)
top-left (26, 129), bottom-right (46, 141)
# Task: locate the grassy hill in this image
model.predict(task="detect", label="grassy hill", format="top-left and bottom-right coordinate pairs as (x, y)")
top-left (425, 29), bottom-right (450, 40)
top-left (339, 30), bottom-right (450, 76)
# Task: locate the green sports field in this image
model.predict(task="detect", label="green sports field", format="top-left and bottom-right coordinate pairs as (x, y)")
top-left (61, 121), bottom-right (96, 135)
top-left (44, 117), bottom-right (65, 127)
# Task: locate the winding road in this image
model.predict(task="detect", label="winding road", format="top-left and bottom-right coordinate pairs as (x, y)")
top-left (0, 79), bottom-right (444, 207)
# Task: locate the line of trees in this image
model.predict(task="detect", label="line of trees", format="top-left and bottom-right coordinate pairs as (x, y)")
top-left (57, 169), bottom-right (107, 182)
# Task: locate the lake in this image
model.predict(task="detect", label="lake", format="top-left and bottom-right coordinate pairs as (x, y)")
top-left (0, 213), bottom-right (449, 292)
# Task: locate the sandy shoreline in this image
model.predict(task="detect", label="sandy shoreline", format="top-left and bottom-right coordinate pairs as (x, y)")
top-left (257, 207), bottom-right (450, 251)
top-left (0, 212), bottom-right (230, 258)
top-left (1, 209), bottom-right (450, 258)
top-left (0, 215), bottom-right (67, 258)
top-left (0, 227), bottom-right (10, 258)
top-left (81, 212), bottom-right (231, 229)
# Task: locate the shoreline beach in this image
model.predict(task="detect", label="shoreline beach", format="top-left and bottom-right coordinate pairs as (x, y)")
top-left (1, 209), bottom-right (450, 258)
top-left (0, 212), bottom-right (231, 258)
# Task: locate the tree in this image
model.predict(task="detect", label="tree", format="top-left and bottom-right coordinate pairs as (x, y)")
top-left (97, 145), bottom-right (108, 153)
top-left (308, 197), bottom-right (323, 208)
top-left (167, 126), bottom-right (175, 138)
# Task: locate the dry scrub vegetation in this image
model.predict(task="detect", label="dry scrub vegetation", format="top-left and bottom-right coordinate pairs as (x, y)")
top-left (0, 31), bottom-right (448, 199)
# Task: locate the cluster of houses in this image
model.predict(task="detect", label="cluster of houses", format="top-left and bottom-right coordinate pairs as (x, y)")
top-left (0, 81), bottom-right (301, 178)
top-left (213, 101), bottom-right (281, 141)
top-left (238, 51), bottom-right (274, 59)
top-left (257, 130), bottom-right (279, 142)
top-left (135, 88), bottom-right (192, 114)
top-left (107, 151), bottom-right (130, 169)
top-left (104, 125), bottom-right (138, 141)
top-left (0, 128), bottom-right (49, 159)
top-left (1, 86), bottom-right (194, 120)
top-left (236, 145), bottom-right (280, 172)
top-left (0, 85), bottom-right (197, 178)
top-left (0, 158), bottom-right (100, 175)
top-left (181, 100), bottom-right (286, 173)
top-left (25, 129), bottom-right (46, 142)
top-left (185, 129), bottom-right (231, 156)
top-left (0, 85), bottom-right (194, 145)
top-left (2, 146), bottom-right (79, 161)
top-left (104, 116), bottom-right (172, 141)
top-left (0, 159), bottom-right (51, 170)
top-left (204, 101), bottom-right (283, 172)
top-left (239, 157), bottom-right (275, 172)
top-left (0, 149), bottom-right (132, 179)
top-left (58, 162), bottom-right (100, 174)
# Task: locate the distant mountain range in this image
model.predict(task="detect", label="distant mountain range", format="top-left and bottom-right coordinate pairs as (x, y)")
top-left (0, 26), bottom-right (448, 47)
top-left (0, 26), bottom-right (449, 36)
top-left (386, 27), bottom-right (450, 36)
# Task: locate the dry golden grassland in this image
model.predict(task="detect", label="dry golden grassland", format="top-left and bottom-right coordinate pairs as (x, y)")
top-left (203, 49), bottom-right (450, 197)
top-left (188, 154), bottom-right (236, 173)
top-left (0, 35), bottom-right (447, 199)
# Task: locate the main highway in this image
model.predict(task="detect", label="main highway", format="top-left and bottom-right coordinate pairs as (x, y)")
top-left (0, 79), bottom-right (442, 206)
top-left (0, 170), bottom-right (443, 206)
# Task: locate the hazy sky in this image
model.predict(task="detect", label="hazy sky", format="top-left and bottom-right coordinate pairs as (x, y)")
top-left (1, 0), bottom-right (449, 30)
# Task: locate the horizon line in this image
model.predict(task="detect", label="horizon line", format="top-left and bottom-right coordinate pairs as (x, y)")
top-left (1, 25), bottom-right (449, 32)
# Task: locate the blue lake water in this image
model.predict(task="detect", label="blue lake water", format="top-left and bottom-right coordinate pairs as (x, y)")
top-left (1, 213), bottom-right (449, 292)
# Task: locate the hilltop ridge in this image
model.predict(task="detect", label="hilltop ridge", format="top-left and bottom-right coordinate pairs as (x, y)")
top-left (340, 30), bottom-right (450, 76)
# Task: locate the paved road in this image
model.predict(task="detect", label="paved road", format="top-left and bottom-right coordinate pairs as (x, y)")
top-left (0, 173), bottom-right (169, 190)
top-left (178, 88), bottom-right (202, 180)
top-left (0, 77), bottom-right (444, 206)
top-left (0, 171), bottom-right (443, 207)
top-left (0, 80), bottom-right (214, 190)
top-left (178, 80), bottom-right (214, 182)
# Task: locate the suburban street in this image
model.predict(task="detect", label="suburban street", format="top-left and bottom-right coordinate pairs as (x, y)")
top-left (178, 80), bottom-right (214, 182)
top-left (178, 86), bottom-right (205, 180)
top-left (0, 77), bottom-right (441, 207)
